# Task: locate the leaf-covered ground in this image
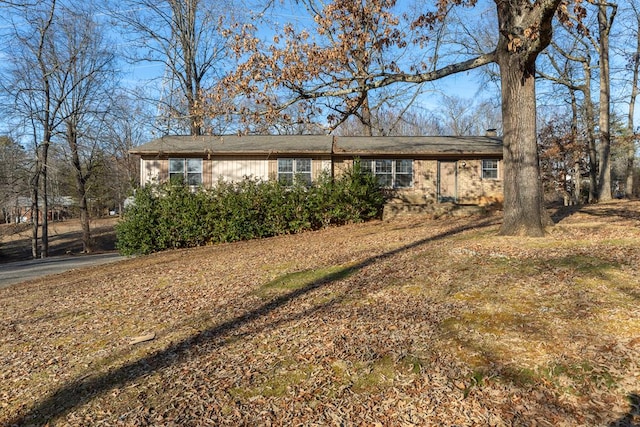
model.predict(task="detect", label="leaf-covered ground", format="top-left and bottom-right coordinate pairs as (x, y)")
top-left (0, 217), bottom-right (118, 262)
top-left (1, 201), bottom-right (639, 426)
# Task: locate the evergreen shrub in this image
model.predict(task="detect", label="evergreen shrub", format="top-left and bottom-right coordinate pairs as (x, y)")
top-left (116, 163), bottom-right (384, 255)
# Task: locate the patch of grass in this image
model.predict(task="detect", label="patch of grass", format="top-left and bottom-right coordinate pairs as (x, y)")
top-left (498, 366), bottom-right (538, 387)
top-left (545, 255), bottom-right (620, 276)
top-left (541, 361), bottom-right (618, 394)
top-left (228, 353), bottom-right (413, 401)
top-left (257, 369), bottom-right (311, 398)
top-left (252, 263), bottom-right (357, 300)
top-left (434, 243), bottom-right (638, 396)
top-left (330, 359), bottom-right (350, 378)
top-left (351, 355), bottom-right (396, 393)
top-left (470, 369), bottom-right (487, 387)
top-left (601, 238), bottom-right (639, 246)
top-left (229, 360), bottom-right (315, 399)
top-left (325, 354), bottom-right (428, 394)
top-left (461, 369), bottom-right (490, 398)
top-left (400, 354), bottom-right (428, 375)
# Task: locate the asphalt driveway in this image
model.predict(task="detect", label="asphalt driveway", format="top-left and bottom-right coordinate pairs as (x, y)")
top-left (0, 253), bottom-right (125, 289)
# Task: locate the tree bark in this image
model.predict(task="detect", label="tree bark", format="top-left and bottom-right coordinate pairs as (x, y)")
top-left (627, 3), bottom-right (640, 198)
top-left (40, 141), bottom-right (50, 258)
top-left (581, 61), bottom-right (599, 203)
top-left (493, 0), bottom-right (561, 236)
top-left (497, 50), bottom-right (546, 236)
top-left (67, 122), bottom-right (92, 253)
top-left (360, 94), bottom-right (373, 136)
top-left (29, 163), bottom-right (40, 259)
top-left (597, 0), bottom-right (614, 201)
top-left (570, 89), bottom-right (582, 204)
top-left (32, 0), bottom-right (57, 259)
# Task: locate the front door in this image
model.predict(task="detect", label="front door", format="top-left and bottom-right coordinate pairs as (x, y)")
top-left (438, 161), bottom-right (457, 202)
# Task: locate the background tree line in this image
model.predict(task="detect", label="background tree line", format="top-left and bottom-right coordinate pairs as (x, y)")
top-left (1, 0), bottom-right (639, 257)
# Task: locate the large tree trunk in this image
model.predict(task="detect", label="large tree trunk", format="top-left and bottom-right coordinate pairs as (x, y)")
top-left (78, 192), bottom-right (91, 252)
top-left (360, 94), bottom-right (373, 137)
top-left (492, 0), bottom-right (561, 236)
top-left (580, 61), bottom-right (599, 203)
top-left (68, 122), bottom-right (92, 253)
top-left (597, 1), bottom-right (613, 201)
top-left (570, 89), bottom-right (582, 204)
top-left (497, 52), bottom-right (546, 236)
top-left (29, 170), bottom-right (39, 259)
top-left (40, 141), bottom-right (50, 258)
top-left (627, 5), bottom-right (640, 198)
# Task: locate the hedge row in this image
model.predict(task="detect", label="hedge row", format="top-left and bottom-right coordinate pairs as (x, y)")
top-left (115, 164), bottom-right (385, 255)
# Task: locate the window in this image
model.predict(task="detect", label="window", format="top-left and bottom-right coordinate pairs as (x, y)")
top-left (395, 159), bottom-right (413, 188)
top-left (482, 159), bottom-right (499, 179)
top-left (169, 158), bottom-right (202, 186)
top-left (278, 158), bottom-right (312, 185)
top-left (360, 159), bottom-right (413, 188)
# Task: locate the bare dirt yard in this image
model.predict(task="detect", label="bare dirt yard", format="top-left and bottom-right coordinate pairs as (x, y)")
top-left (1, 201), bottom-right (639, 426)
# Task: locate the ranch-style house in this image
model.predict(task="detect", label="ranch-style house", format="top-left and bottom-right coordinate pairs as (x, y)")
top-left (130, 134), bottom-right (504, 206)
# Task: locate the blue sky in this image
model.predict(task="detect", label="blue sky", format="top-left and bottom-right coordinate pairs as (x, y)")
top-left (1, 0), bottom-right (637, 139)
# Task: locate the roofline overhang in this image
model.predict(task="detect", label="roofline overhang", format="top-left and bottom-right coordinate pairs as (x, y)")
top-left (129, 135), bottom-right (504, 157)
top-left (332, 151), bottom-right (503, 157)
top-left (130, 150), bottom-right (332, 156)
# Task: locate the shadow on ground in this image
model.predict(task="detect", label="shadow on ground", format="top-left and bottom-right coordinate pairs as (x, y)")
top-left (0, 221), bottom-right (117, 263)
top-left (550, 201), bottom-right (640, 224)
top-left (6, 217), bottom-right (499, 425)
top-left (610, 394), bottom-right (640, 427)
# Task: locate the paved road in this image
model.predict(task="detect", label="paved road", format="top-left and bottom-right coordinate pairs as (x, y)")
top-left (0, 253), bottom-right (126, 288)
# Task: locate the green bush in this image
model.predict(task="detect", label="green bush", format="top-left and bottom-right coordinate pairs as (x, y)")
top-left (115, 185), bottom-right (160, 256)
top-left (116, 163), bottom-right (384, 255)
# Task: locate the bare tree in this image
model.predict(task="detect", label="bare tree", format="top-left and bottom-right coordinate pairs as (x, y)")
top-left (1, 0), bottom-right (64, 258)
top-left (522, 1), bottom-right (617, 203)
top-left (596, 0), bottom-right (617, 201)
top-left (538, 33), bottom-right (600, 203)
top-left (1, 0), bottom-right (123, 256)
top-left (538, 114), bottom-right (588, 204)
top-left (109, 0), bottom-right (231, 136)
top-left (624, 0), bottom-right (640, 198)
top-left (431, 95), bottom-right (502, 136)
top-left (52, 3), bottom-right (118, 253)
top-left (103, 92), bottom-right (152, 209)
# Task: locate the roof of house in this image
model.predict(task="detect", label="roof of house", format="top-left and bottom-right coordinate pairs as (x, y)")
top-left (130, 135), bottom-right (503, 157)
top-left (333, 136), bottom-right (503, 156)
top-left (129, 135), bottom-right (334, 156)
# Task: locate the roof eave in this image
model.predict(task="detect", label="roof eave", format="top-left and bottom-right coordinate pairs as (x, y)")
top-left (333, 151), bottom-right (503, 157)
top-left (131, 150), bottom-right (331, 156)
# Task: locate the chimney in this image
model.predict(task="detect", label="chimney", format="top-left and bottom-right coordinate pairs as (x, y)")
top-left (485, 128), bottom-right (497, 137)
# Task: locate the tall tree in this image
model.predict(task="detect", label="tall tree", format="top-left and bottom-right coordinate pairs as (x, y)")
top-left (537, 1), bottom-right (618, 203)
top-left (103, 92), bottom-right (151, 209)
top-left (110, 0), bottom-right (231, 136)
top-left (221, 0), bottom-right (453, 136)
top-left (538, 30), bottom-right (599, 202)
top-left (1, 0), bottom-right (63, 258)
top-left (218, 0), bottom-right (588, 236)
top-left (624, 0), bottom-right (640, 198)
top-left (53, 3), bottom-right (117, 253)
top-left (596, 0), bottom-right (616, 201)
